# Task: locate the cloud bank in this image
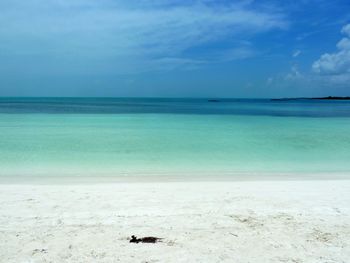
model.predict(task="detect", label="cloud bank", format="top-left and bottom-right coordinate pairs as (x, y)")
top-left (0, 0), bottom-right (287, 74)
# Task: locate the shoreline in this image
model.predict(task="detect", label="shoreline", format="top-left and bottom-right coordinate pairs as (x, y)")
top-left (1, 171), bottom-right (350, 184)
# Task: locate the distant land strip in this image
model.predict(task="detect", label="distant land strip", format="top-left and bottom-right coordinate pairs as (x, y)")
top-left (271, 96), bottom-right (350, 101)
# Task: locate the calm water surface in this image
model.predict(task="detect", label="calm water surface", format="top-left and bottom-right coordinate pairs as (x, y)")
top-left (1, 98), bottom-right (350, 179)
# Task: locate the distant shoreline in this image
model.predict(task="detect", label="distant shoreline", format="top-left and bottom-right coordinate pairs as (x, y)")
top-left (271, 96), bottom-right (350, 101)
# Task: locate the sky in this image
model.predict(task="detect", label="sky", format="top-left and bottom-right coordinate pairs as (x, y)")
top-left (0, 0), bottom-right (350, 98)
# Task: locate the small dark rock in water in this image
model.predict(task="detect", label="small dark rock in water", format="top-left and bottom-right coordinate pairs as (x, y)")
top-left (208, 99), bottom-right (220, 102)
top-left (130, 235), bottom-right (162, 243)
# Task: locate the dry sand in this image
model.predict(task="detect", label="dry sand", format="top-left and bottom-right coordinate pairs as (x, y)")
top-left (0, 180), bottom-right (349, 262)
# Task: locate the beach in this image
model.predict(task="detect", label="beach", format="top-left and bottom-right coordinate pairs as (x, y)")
top-left (1, 99), bottom-right (350, 262)
top-left (2, 0), bottom-right (350, 261)
top-left (1, 179), bottom-right (349, 262)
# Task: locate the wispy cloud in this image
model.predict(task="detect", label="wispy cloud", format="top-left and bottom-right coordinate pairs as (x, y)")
top-left (0, 0), bottom-right (287, 74)
top-left (293, 50), bottom-right (301, 57)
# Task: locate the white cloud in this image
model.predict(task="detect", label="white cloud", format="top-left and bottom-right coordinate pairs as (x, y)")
top-left (0, 0), bottom-right (287, 73)
top-left (341, 24), bottom-right (350, 36)
top-left (285, 65), bottom-right (302, 80)
top-left (312, 24), bottom-right (350, 77)
top-left (266, 24), bottom-right (350, 94)
top-left (293, 50), bottom-right (301, 57)
top-left (266, 77), bottom-right (274, 85)
top-left (337, 38), bottom-right (350, 50)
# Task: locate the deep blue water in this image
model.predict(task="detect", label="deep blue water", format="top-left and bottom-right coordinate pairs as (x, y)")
top-left (1, 97), bottom-right (350, 117)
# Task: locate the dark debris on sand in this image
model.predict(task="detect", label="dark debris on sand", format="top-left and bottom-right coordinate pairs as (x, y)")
top-left (130, 235), bottom-right (162, 243)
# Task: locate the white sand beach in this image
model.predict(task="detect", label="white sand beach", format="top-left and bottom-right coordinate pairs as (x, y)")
top-left (0, 180), bottom-right (349, 263)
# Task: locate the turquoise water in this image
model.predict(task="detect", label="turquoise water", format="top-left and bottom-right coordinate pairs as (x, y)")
top-left (1, 98), bottom-right (350, 179)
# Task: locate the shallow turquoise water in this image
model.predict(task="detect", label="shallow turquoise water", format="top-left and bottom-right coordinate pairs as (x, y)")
top-left (1, 99), bottom-right (350, 178)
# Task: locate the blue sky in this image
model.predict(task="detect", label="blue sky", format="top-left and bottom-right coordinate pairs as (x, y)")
top-left (0, 0), bottom-right (350, 97)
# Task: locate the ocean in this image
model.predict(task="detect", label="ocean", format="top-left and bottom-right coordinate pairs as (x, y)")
top-left (1, 97), bottom-right (350, 180)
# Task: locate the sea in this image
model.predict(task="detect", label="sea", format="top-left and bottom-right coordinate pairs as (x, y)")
top-left (1, 97), bottom-right (350, 180)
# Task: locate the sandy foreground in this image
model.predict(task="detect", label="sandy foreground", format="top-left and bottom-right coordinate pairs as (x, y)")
top-left (0, 180), bottom-right (349, 263)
